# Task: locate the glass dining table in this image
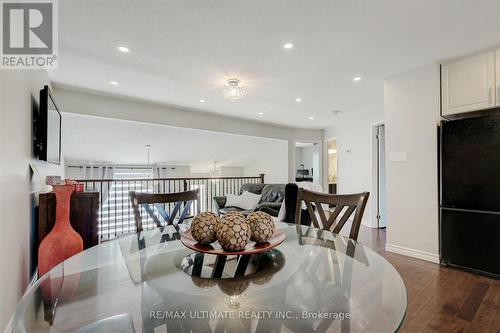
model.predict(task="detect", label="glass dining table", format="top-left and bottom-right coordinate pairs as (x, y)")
top-left (12, 223), bottom-right (407, 333)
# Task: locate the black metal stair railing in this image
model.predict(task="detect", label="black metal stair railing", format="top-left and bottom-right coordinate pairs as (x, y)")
top-left (76, 175), bottom-right (265, 241)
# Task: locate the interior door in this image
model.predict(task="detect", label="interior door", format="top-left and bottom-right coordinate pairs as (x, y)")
top-left (376, 124), bottom-right (387, 228)
top-left (441, 50), bottom-right (495, 116)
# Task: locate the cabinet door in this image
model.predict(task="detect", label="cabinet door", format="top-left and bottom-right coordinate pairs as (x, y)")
top-left (496, 49), bottom-right (500, 106)
top-left (441, 50), bottom-right (495, 116)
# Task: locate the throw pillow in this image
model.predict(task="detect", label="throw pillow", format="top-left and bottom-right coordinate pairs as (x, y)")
top-left (225, 191), bottom-right (261, 210)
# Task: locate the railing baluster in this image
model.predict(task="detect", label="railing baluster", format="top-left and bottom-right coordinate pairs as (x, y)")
top-left (126, 180), bottom-right (130, 234)
top-left (204, 179), bottom-right (208, 211)
top-left (134, 180), bottom-right (138, 231)
top-left (121, 180), bottom-right (124, 234)
top-left (97, 181), bottom-right (101, 241)
top-left (106, 181), bottom-right (110, 240)
top-left (167, 179), bottom-right (171, 216)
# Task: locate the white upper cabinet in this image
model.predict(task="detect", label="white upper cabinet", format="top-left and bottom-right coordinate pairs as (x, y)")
top-left (496, 49), bottom-right (500, 106)
top-left (441, 50), bottom-right (495, 116)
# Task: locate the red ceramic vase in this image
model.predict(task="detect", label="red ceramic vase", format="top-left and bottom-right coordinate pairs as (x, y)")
top-left (38, 184), bottom-right (83, 277)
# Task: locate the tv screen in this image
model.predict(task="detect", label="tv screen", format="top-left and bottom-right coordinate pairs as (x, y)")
top-left (35, 86), bottom-right (61, 164)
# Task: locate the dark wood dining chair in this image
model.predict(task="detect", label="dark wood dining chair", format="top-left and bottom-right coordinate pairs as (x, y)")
top-left (293, 185), bottom-right (369, 241)
top-left (129, 189), bottom-right (199, 232)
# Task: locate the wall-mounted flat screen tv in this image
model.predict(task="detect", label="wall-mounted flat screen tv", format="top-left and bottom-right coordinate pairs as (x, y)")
top-left (34, 85), bottom-right (62, 164)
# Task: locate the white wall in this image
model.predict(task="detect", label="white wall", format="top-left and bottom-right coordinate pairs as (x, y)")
top-left (324, 108), bottom-right (384, 227)
top-left (219, 167), bottom-right (244, 177)
top-left (53, 85), bottom-right (323, 182)
top-left (243, 141), bottom-right (289, 183)
top-left (384, 63), bottom-right (440, 263)
top-left (0, 70), bottom-right (64, 331)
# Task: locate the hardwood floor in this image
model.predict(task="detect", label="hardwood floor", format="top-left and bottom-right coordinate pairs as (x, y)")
top-left (354, 226), bottom-right (500, 333)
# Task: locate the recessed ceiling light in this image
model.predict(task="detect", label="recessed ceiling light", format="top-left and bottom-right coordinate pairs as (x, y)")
top-left (353, 76), bottom-right (362, 81)
top-left (284, 43), bottom-right (294, 49)
top-left (117, 46), bottom-right (130, 53)
top-left (109, 81), bottom-right (119, 85)
top-left (257, 112), bottom-right (264, 115)
top-left (295, 98), bottom-right (302, 102)
top-left (199, 99), bottom-right (205, 103)
top-left (309, 116), bottom-right (315, 120)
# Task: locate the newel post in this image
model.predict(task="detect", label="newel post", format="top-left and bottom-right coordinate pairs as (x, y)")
top-left (259, 174), bottom-right (265, 183)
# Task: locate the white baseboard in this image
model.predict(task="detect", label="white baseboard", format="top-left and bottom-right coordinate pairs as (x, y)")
top-left (385, 243), bottom-right (440, 264)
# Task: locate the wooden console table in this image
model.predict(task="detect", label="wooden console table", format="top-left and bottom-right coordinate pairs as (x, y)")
top-left (38, 192), bottom-right (99, 253)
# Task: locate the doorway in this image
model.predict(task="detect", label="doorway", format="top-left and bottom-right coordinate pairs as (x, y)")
top-left (294, 141), bottom-right (321, 184)
top-left (326, 139), bottom-right (337, 194)
top-left (373, 124), bottom-right (386, 228)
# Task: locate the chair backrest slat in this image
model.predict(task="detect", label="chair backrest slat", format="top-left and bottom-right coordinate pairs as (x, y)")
top-left (314, 201), bottom-right (328, 225)
top-left (130, 189), bottom-right (199, 233)
top-left (332, 206), bottom-right (356, 235)
top-left (325, 205), bottom-right (343, 230)
top-left (294, 187), bottom-right (369, 241)
top-left (305, 201), bottom-right (320, 229)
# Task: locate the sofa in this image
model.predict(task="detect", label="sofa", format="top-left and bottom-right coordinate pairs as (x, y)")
top-left (213, 183), bottom-right (285, 217)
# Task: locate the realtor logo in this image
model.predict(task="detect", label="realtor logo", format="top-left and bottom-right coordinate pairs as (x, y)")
top-left (1, 0), bottom-right (58, 69)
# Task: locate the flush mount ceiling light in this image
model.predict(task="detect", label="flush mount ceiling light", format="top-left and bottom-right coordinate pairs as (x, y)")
top-left (199, 99), bottom-right (205, 103)
top-left (308, 116), bottom-right (315, 120)
top-left (109, 81), bottom-right (119, 85)
top-left (117, 46), bottom-right (130, 53)
top-left (353, 76), bottom-right (362, 82)
top-left (257, 112), bottom-right (264, 115)
top-left (284, 43), bottom-right (294, 49)
top-left (295, 98), bottom-right (302, 102)
top-left (223, 78), bottom-right (245, 101)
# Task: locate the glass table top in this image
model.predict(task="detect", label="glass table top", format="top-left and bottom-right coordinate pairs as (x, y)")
top-left (13, 223), bottom-right (407, 333)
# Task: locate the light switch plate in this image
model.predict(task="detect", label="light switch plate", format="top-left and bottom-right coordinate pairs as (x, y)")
top-left (388, 152), bottom-right (408, 162)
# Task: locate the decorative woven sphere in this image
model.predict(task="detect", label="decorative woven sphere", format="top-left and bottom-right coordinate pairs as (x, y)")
top-left (216, 214), bottom-right (251, 251)
top-left (191, 275), bottom-right (217, 288)
top-left (252, 274), bottom-right (274, 285)
top-left (222, 210), bottom-right (245, 219)
top-left (191, 212), bottom-right (220, 244)
top-left (246, 211), bottom-right (275, 243)
top-left (218, 279), bottom-right (250, 296)
top-left (216, 211), bottom-right (244, 233)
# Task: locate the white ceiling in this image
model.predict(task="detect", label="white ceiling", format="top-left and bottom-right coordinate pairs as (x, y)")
top-left (62, 112), bottom-right (288, 172)
top-left (50, 0), bottom-right (500, 129)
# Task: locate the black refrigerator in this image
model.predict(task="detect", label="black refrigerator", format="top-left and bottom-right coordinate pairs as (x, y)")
top-left (440, 115), bottom-right (500, 278)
